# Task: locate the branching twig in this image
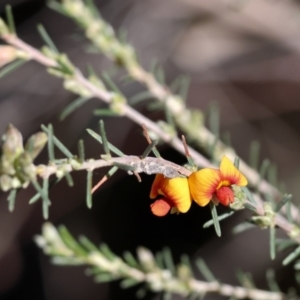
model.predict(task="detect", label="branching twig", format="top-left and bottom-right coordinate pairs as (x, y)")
top-left (51, 0), bottom-right (281, 202)
top-left (36, 155), bottom-right (190, 179)
top-left (0, 33), bottom-right (210, 169)
top-left (35, 223), bottom-right (288, 300)
top-left (1, 30), bottom-right (300, 245)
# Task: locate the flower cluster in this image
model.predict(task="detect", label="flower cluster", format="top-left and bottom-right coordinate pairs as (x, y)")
top-left (149, 156), bottom-right (247, 216)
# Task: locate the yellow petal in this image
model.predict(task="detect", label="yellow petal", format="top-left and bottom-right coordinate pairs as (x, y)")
top-left (188, 168), bottom-right (221, 206)
top-left (219, 156), bottom-right (248, 186)
top-left (160, 177), bottom-right (192, 213)
top-left (150, 174), bottom-right (164, 199)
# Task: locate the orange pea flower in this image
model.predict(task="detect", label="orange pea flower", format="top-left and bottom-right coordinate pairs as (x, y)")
top-left (149, 174), bottom-right (192, 217)
top-left (188, 156), bottom-right (248, 207)
top-left (149, 156), bottom-right (247, 217)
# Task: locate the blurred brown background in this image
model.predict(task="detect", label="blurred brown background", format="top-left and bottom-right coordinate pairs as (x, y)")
top-left (0, 0), bottom-right (300, 299)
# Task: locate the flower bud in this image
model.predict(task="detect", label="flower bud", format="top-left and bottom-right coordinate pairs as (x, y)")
top-left (25, 132), bottom-right (48, 160)
top-left (0, 174), bottom-right (12, 191)
top-left (2, 124), bottom-right (23, 161)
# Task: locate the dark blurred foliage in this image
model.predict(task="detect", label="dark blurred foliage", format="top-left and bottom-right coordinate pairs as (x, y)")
top-left (0, 0), bottom-right (300, 299)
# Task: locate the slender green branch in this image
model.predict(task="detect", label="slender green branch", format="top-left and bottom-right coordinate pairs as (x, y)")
top-left (0, 30), bottom-right (210, 167)
top-left (51, 0), bottom-right (281, 203)
top-left (1, 29), bottom-right (300, 247)
top-left (35, 155), bottom-right (190, 178)
top-left (35, 223), bottom-right (286, 300)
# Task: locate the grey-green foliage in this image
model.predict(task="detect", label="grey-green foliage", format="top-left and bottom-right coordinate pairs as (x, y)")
top-left (0, 124), bottom-right (47, 191)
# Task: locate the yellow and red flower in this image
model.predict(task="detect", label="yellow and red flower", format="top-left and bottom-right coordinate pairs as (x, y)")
top-left (188, 156), bottom-right (248, 207)
top-left (149, 174), bottom-right (192, 216)
top-left (149, 156), bottom-right (247, 216)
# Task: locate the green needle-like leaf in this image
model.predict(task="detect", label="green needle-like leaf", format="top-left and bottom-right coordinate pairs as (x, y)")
top-left (195, 258), bottom-right (216, 282)
top-left (154, 66), bottom-right (165, 84)
top-left (0, 59), bottom-right (27, 78)
top-left (208, 102), bottom-right (219, 138)
top-left (93, 109), bottom-right (119, 116)
top-left (85, 0), bottom-right (101, 18)
top-left (259, 159), bottom-right (270, 181)
top-left (162, 292), bottom-right (171, 300)
top-left (141, 141), bottom-right (158, 158)
top-left (94, 273), bottom-right (115, 283)
top-left (276, 238), bottom-right (297, 252)
top-left (178, 76), bottom-right (190, 101)
top-left (47, 124), bottom-right (55, 161)
top-left (29, 192), bottom-right (40, 204)
top-left (37, 24), bottom-right (58, 53)
top-left (244, 202), bottom-right (257, 212)
top-left (241, 187), bottom-right (256, 205)
top-left (249, 141), bottom-right (260, 170)
top-left (5, 5), bottom-right (16, 34)
top-left (286, 200), bottom-right (293, 223)
top-left (86, 128), bottom-right (125, 156)
top-left (86, 170), bottom-right (93, 209)
top-left (266, 269), bottom-right (281, 292)
top-left (79, 235), bottom-right (98, 252)
top-left (7, 189), bottom-right (17, 212)
top-left (41, 124), bottom-right (73, 158)
top-left (42, 177), bottom-right (50, 219)
top-left (155, 251), bottom-right (164, 269)
top-left (58, 225), bottom-right (87, 256)
top-left (236, 269), bottom-right (256, 288)
top-left (78, 139), bottom-right (85, 163)
top-left (268, 163), bottom-right (278, 187)
top-left (162, 247), bottom-right (175, 275)
top-left (129, 91), bottom-right (153, 105)
top-left (232, 222), bottom-right (255, 234)
top-left (120, 278), bottom-right (139, 289)
top-left (60, 96), bottom-right (90, 120)
top-left (102, 72), bottom-right (121, 93)
top-left (203, 211), bottom-right (234, 228)
top-left (222, 131), bottom-right (231, 147)
top-left (164, 102), bottom-right (175, 129)
top-left (64, 172), bottom-right (74, 187)
top-left (112, 162), bottom-right (136, 172)
top-left (275, 194), bottom-right (292, 213)
top-left (47, 1), bottom-right (68, 16)
top-left (123, 251), bottom-right (140, 269)
top-left (209, 202), bottom-right (221, 237)
top-left (283, 245), bottom-right (300, 266)
top-left (99, 120), bottom-right (110, 156)
top-left (270, 226), bottom-right (276, 260)
top-left (234, 157), bottom-right (240, 169)
top-left (180, 254), bottom-right (194, 277)
top-left (99, 244), bottom-right (115, 260)
top-left (31, 179), bottom-right (50, 219)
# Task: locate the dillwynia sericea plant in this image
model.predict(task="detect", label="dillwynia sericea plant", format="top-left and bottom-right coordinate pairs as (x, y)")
top-left (0, 1), bottom-right (300, 299)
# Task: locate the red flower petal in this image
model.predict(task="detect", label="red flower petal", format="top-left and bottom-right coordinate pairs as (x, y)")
top-left (215, 186), bottom-right (234, 206)
top-left (150, 198), bottom-right (172, 216)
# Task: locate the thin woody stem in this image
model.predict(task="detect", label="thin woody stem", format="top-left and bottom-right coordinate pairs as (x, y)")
top-left (34, 154), bottom-right (300, 245)
top-left (181, 135), bottom-right (190, 157)
top-left (1, 34), bottom-right (210, 167)
top-left (36, 156), bottom-right (191, 178)
top-left (1, 32), bottom-right (300, 244)
top-left (55, 0), bottom-right (281, 202)
top-left (142, 123), bottom-right (152, 145)
top-left (37, 223), bottom-right (287, 300)
top-left (91, 175), bottom-right (108, 194)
